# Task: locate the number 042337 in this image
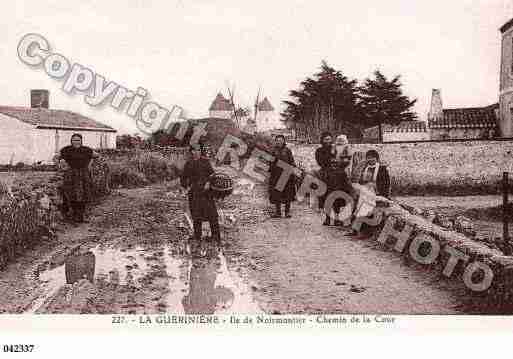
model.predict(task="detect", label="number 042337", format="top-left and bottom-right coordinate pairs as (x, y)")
top-left (3, 344), bottom-right (35, 352)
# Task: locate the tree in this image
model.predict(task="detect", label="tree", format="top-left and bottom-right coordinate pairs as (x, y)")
top-left (359, 70), bottom-right (417, 134)
top-left (281, 61), bottom-right (364, 142)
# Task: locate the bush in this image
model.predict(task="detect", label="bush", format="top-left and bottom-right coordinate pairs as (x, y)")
top-left (89, 158), bottom-right (112, 198)
top-left (129, 152), bottom-right (177, 182)
top-left (109, 162), bottom-right (149, 188)
top-left (107, 151), bottom-right (179, 188)
top-left (0, 185), bottom-right (55, 269)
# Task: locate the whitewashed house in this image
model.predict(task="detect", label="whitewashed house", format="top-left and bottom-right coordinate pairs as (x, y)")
top-left (0, 90), bottom-right (117, 165)
top-left (255, 97), bottom-right (284, 132)
top-left (208, 92), bottom-right (234, 119)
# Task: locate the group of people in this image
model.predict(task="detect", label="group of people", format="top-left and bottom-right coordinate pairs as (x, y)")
top-left (180, 131), bottom-right (391, 242)
top-left (267, 131), bottom-right (391, 230)
top-left (55, 131), bottom-right (391, 242)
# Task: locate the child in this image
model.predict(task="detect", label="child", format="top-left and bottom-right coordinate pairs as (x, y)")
top-left (334, 134), bottom-right (353, 178)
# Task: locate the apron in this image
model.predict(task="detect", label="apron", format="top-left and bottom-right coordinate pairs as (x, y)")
top-left (353, 163), bottom-right (380, 219)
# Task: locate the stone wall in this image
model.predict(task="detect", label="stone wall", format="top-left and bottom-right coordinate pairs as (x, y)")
top-left (363, 202), bottom-right (513, 312)
top-left (430, 128), bottom-right (493, 141)
top-left (383, 129), bottom-right (430, 142)
top-left (290, 140), bottom-right (513, 195)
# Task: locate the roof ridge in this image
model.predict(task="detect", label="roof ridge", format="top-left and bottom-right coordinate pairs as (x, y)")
top-left (209, 92), bottom-right (233, 111)
top-left (258, 97), bottom-right (274, 111)
top-left (0, 106), bottom-right (115, 131)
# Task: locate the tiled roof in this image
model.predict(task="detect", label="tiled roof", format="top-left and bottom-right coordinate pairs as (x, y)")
top-left (209, 93), bottom-right (233, 111)
top-left (384, 121), bottom-right (427, 133)
top-left (428, 104), bottom-right (498, 129)
top-left (0, 106), bottom-right (116, 131)
top-left (258, 97), bottom-right (274, 111)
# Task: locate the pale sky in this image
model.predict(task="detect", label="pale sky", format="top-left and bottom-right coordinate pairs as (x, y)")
top-left (1, 0), bottom-right (512, 134)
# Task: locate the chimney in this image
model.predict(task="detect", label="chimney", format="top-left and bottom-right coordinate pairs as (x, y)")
top-left (31, 89), bottom-right (49, 109)
top-left (428, 89), bottom-right (443, 121)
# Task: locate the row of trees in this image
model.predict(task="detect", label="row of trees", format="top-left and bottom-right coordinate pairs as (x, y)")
top-left (282, 61), bottom-right (417, 142)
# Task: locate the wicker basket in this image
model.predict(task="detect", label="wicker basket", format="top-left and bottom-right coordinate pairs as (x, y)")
top-left (209, 172), bottom-right (234, 199)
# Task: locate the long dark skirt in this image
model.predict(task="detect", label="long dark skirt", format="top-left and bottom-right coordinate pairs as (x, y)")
top-left (62, 167), bottom-right (92, 204)
top-left (317, 168), bottom-right (329, 209)
top-left (188, 191), bottom-right (218, 222)
top-left (268, 171), bottom-right (297, 204)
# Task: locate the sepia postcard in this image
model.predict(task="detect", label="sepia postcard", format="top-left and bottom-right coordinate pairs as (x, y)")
top-left (1, 0), bottom-right (513, 355)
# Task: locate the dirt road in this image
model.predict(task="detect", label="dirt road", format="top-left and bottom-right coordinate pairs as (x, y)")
top-left (0, 178), bottom-right (480, 315)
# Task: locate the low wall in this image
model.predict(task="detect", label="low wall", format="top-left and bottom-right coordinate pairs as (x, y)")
top-left (364, 202), bottom-right (513, 312)
top-left (290, 140), bottom-right (513, 195)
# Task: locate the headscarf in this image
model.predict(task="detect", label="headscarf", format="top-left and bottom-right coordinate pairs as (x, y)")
top-left (274, 134), bottom-right (286, 150)
top-left (71, 133), bottom-right (83, 142)
top-left (366, 149), bottom-right (380, 161)
top-left (320, 131), bottom-right (332, 145)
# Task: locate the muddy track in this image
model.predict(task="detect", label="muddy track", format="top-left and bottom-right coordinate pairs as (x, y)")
top-left (0, 178), bottom-right (492, 315)
top-left (0, 181), bottom-right (260, 314)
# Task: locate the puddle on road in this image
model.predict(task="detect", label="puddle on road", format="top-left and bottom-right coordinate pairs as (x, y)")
top-left (28, 241), bottom-right (262, 314)
top-left (167, 242), bottom-right (262, 314)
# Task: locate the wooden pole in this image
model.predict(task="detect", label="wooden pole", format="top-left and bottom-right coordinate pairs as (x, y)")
top-left (503, 172), bottom-right (510, 254)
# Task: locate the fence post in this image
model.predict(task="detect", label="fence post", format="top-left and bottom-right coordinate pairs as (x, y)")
top-left (503, 172), bottom-right (510, 254)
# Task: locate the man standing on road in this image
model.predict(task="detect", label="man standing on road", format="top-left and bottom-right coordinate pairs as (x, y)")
top-left (181, 143), bottom-right (221, 242)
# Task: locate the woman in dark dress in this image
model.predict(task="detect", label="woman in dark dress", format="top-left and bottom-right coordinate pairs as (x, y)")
top-left (323, 157), bottom-right (355, 226)
top-left (315, 132), bottom-right (336, 210)
top-left (351, 149), bottom-right (391, 236)
top-left (181, 143), bottom-right (221, 241)
top-left (268, 135), bottom-right (297, 218)
top-left (56, 133), bottom-right (98, 223)
top-left (358, 149), bottom-right (391, 198)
